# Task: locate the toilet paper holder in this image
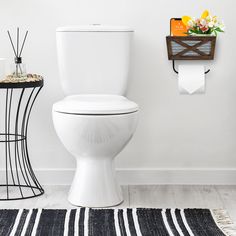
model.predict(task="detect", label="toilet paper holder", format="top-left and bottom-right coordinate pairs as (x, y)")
top-left (172, 60), bottom-right (210, 74)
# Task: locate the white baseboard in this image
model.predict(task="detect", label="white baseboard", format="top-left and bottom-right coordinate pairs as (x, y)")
top-left (29, 168), bottom-right (236, 185)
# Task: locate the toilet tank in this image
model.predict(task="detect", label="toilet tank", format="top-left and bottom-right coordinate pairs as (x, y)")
top-left (56, 25), bottom-right (133, 96)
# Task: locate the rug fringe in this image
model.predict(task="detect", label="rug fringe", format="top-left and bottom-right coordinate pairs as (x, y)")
top-left (211, 209), bottom-right (236, 236)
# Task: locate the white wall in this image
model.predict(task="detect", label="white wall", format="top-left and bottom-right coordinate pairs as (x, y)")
top-left (0, 0), bottom-right (236, 184)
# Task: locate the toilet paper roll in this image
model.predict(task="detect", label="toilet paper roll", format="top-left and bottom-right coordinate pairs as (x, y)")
top-left (178, 65), bottom-right (205, 94)
top-left (0, 58), bottom-right (6, 80)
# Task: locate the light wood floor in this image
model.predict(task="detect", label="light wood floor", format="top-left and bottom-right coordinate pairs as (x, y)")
top-left (0, 185), bottom-right (236, 223)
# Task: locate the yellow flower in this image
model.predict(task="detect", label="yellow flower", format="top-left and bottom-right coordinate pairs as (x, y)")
top-left (201, 10), bottom-right (209, 19)
top-left (182, 16), bottom-right (192, 26)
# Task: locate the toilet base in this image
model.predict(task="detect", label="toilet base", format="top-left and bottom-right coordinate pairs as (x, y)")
top-left (68, 158), bottom-right (123, 208)
top-left (69, 199), bottom-right (124, 209)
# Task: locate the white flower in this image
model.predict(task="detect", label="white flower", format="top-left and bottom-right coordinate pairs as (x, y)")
top-left (215, 18), bottom-right (225, 31)
top-left (213, 16), bottom-right (218, 23)
top-left (208, 21), bottom-right (215, 28)
top-left (206, 15), bottom-right (213, 22)
top-left (187, 19), bottom-right (194, 27)
top-left (200, 19), bottom-right (207, 26)
top-left (219, 22), bottom-right (225, 31)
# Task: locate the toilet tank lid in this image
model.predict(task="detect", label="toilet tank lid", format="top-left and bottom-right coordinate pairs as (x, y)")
top-left (53, 95), bottom-right (139, 115)
top-left (56, 25), bottom-right (134, 32)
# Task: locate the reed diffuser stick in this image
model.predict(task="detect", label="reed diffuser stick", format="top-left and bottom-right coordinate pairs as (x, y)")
top-left (7, 31), bottom-right (17, 57)
top-left (19, 31), bottom-right (28, 57)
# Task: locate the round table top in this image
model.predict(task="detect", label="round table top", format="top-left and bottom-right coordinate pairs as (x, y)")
top-left (0, 74), bottom-right (44, 89)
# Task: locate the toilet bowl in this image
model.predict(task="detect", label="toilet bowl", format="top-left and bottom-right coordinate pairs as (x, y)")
top-left (53, 25), bottom-right (139, 207)
top-left (53, 95), bottom-right (138, 207)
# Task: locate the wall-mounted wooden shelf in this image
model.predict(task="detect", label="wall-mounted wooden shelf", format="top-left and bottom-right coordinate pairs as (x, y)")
top-left (166, 36), bottom-right (216, 60)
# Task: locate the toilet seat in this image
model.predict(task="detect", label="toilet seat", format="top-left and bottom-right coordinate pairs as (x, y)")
top-left (53, 94), bottom-right (139, 115)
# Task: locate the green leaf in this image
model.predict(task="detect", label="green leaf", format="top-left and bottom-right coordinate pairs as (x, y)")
top-left (215, 27), bottom-right (224, 32)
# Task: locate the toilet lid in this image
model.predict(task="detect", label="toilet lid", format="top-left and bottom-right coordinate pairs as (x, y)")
top-left (53, 95), bottom-right (139, 115)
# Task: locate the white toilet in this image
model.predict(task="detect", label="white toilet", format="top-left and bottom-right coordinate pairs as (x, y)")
top-left (52, 25), bottom-right (139, 207)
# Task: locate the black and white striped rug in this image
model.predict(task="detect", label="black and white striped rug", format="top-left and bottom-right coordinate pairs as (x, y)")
top-left (0, 208), bottom-right (235, 236)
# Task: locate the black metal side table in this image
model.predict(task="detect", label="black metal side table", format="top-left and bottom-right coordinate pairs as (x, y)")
top-left (0, 77), bottom-right (44, 200)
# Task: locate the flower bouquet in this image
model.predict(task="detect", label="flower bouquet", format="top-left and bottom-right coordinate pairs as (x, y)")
top-left (182, 10), bottom-right (225, 36)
